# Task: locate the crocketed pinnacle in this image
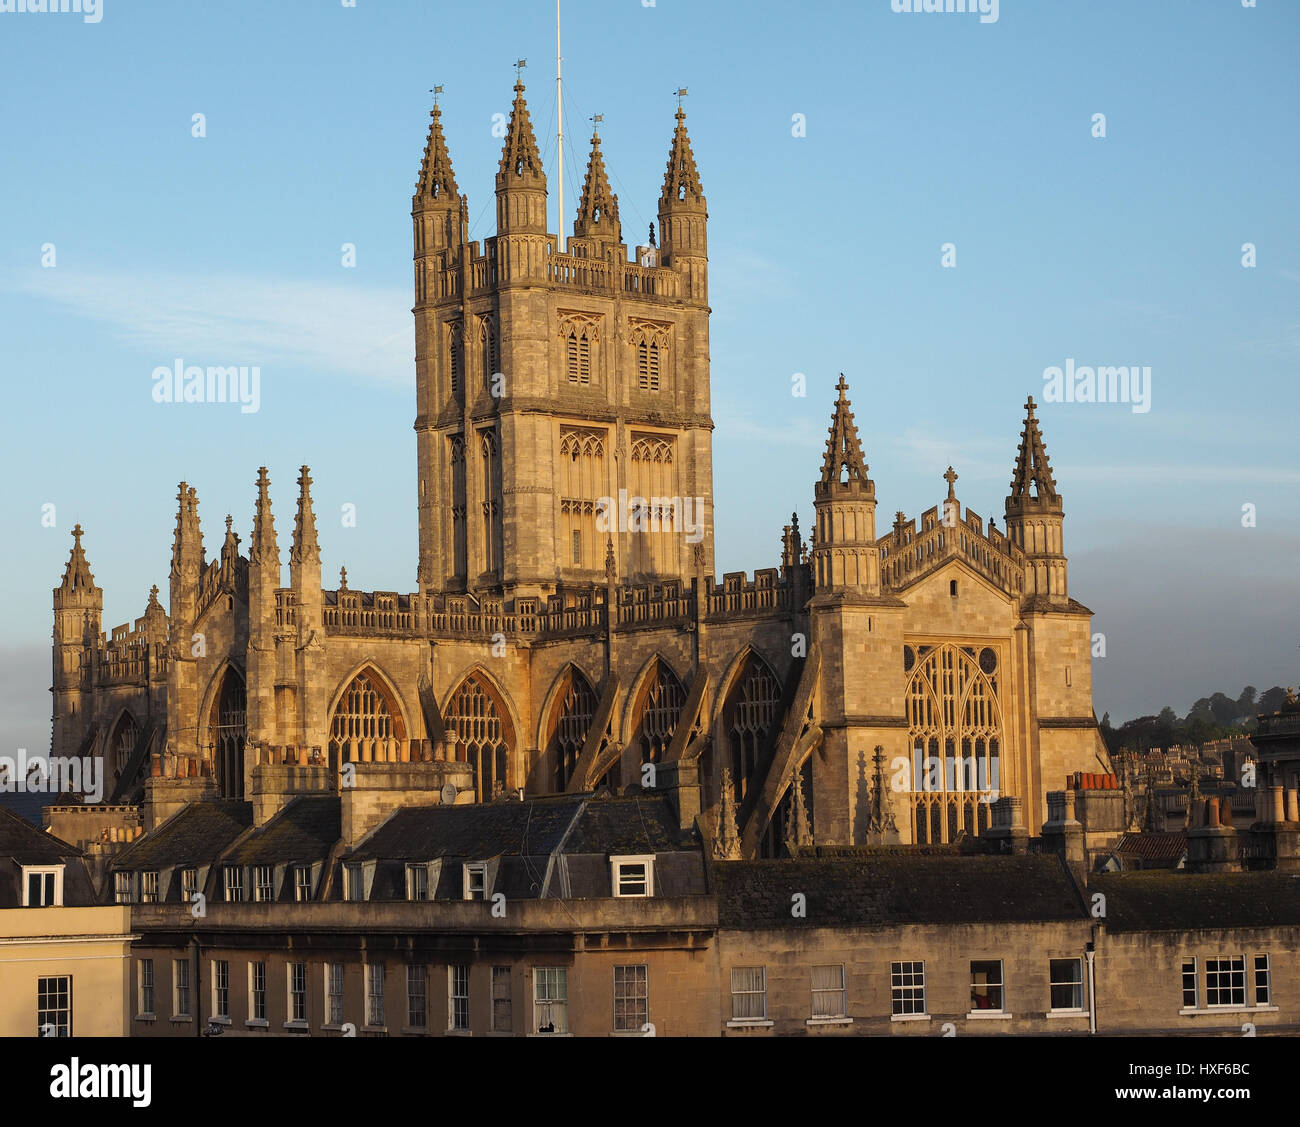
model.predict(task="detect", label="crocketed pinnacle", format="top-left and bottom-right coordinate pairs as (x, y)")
top-left (250, 467), bottom-right (279, 568)
top-left (660, 106), bottom-right (705, 208)
top-left (1007, 396), bottom-right (1060, 506)
top-left (415, 102), bottom-right (460, 206)
top-left (291, 466), bottom-right (320, 566)
top-left (573, 128), bottom-right (620, 241)
top-left (59, 524), bottom-right (96, 592)
top-left (170, 483), bottom-right (204, 578)
top-left (818, 375), bottom-right (870, 488)
top-left (497, 80), bottom-right (545, 185)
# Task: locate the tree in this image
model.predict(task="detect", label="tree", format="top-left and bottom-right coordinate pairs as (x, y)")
top-left (1259, 686), bottom-right (1288, 714)
top-left (1237, 686), bottom-right (1258, 714)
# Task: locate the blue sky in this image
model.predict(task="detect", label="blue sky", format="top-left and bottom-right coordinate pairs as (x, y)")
top-left (0, 0), bottom-right (1297, 759)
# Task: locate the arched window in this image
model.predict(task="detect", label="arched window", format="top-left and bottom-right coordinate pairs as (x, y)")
top-left (905, 644), bottom-right (1003, 844)
top-left (633, 660), bottom-right (686, 767)
top-left (108, 712), bottom-right (139, 789)
top-left (721, 654), bottom-right (782, 806)
top-left (481, 429), bottom-right (503, 579)
top-left (329, 669), bottom-right (407, 784)
top-left (480, 315), bottom-right (498, 388)
top-left (565, 328), bottom-right (591, 385)
top-left (449, 435), bottom-right (467, 579)
top-left (545, 667), bottom-right (598, 793)
top-left (630, 323), bottom-right (669, 393)
top-left (444, 674), bottom-right (514, 801)
top-left (447, 321), bottom-right (464, 395)
top-left (628, 434), bottom-right (677, 577)
top-left (560, 429), bottom-right (606, 571)
top-left (211, 670), bottom-right (246, 800)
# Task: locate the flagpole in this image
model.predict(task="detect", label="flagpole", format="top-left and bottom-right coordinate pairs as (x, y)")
top-left (556, 0), bottom-right (564, 254)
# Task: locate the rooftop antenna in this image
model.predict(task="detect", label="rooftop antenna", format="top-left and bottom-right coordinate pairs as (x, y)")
top-left (556, 1), bottom-right (564, 254)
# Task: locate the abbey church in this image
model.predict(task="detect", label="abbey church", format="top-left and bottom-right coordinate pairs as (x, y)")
top-left (49, 80), bottom-right (1111, 857)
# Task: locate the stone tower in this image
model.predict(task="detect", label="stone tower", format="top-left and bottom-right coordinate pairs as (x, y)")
top-left (51, 525), bottom-right (102, 759)
top-left (412, 82), bottom-right (715, 599)
top-left (1004, 395), bottom-right (1067, 602)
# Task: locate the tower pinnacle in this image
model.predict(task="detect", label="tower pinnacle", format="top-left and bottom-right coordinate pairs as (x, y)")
top-left (573, 126), bottom-right (620, 243)
top-left (414, 100), bottom-right (460, 205)
top-left (291, 466), bottom-right (320, 566)
top-left (817, 376), bottom-right (872, 493)
top-left (1007, 395), bottom-right (1061, 511)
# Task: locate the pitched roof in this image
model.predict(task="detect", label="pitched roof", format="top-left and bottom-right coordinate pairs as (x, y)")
top-left (1092, 872), bottom-right (1300, 931)
top-left (1113, 831), bottom-right (1187, 864)
top-left (111, 800), bottom-right (253, 870)
top-left (0, 804), bottom-right (82, 864)
top-left (714, 854), bottom-right (1088, 930)
top-left (222, 796), bottom-right (339, 865)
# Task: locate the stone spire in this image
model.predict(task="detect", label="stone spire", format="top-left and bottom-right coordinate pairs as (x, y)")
top-left (497, 79), bottom-right (545, 187)
top-left (1007, 396), bottom-right (1060, 510)
top-left (219, 514), bottom-right (240, 574)
top-left (660, 105), bottom-right (705, 210)
top-left (250, 467), bottom-right (279, 568)
top-left (169, 483), bottom-right (205, 580)
top-left (414, 101), bottom-right (459, 206)
top-left (714, 766), bottom-right (742, 861)
top-left (817, 376), bottom-right (872, 492)
top-left (59, 523), bottom-right (96, 592)
top-left (291, 466), bottom-right (320, 566)
top-left (572, 127), bottom-right (620, 243)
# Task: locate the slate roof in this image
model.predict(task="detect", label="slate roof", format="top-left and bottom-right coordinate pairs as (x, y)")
top-left (350, 794), bottom-right (585, 862)
top-left (561, 795), bottom-right (697, 854)
top-left (1113, 832), bottom-right (1187, 865)
top-left (714, 854), bottom-right (1089, 929)
top-left (223, 797), bottom-right (339, 865)
top-left (111, 801), bottom-right (253, 870)
top-left (0, 804), bottom-right (82, 864)
top-left (1091, 872), bottom-right (1300, 932)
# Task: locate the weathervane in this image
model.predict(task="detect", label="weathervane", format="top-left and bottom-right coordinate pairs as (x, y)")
top-left (590, 112), bottom-right (603, 135)
top-left (430, 84), bottom-right (444, 108)
top-left (514, 58), bottom-right (527, 82)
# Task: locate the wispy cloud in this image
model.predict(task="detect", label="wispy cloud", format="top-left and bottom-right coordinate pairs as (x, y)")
top-left (7, 267), bottom-right (413, 385)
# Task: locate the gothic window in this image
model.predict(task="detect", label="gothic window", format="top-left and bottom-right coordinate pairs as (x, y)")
top-left (906, 644), bottom-right (1003, 844)
top-left (450, 436), bottom-right (467, 580)
top-left (480, 429), bottom-right (503, 579)
top-left (633, 660), bottom-right (686, 767)
top-left (329, 669), bottom-right (406, 783)
top-left (629, 434), bottom-right (677, 577)
top-left (107, 712), bottom-right (139, 789)
top-left (444, 674), bottom-right (514, 802)
top-left (544, 667), bottom-right (598, 793)
top-left (447, 322), bottom-right (464, 395)
top-left (480, 315), bottom-right (498, 387)
top-left (560, 428), bottom-right (607, 571)
top-left (565, 331), bottom-right (591, 385)
top-left (721, 654), bottom-right (782, 806)
top-left (630, 321), bottom-right (670, 394)
top-left (637, 339), bottom-right (660, 392)
top-left (210, 670), bottom-right (246, 800)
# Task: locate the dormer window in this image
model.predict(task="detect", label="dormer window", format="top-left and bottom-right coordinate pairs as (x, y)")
top-left (293, 865), bottom-right (313, 903)
top-left (113, 871), bottom-right (134, 905)
top-left (181, 868), bottom-right (199, 902)
top-left (139, 871), bottom-right (159, 904)
top-left (406, 864), bottom-right (429, 902)
top-left (23, 866), bottom-right (63, 908)
top-left (223, 866), bottom-right (244, 903)
top-left (252, 865), bottom-right (274, 903)
top-left (611, 855), bottom-right (654, 898)
top-left (343, 863), bottom-right (364, 902)
top-left (463, 862), bottom-right (487, 901)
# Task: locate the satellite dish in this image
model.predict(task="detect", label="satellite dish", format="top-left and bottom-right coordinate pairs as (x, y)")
top-left (440, 783), bottom-right (457, 805)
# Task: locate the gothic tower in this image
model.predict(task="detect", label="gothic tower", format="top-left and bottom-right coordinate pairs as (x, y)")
top-left (1004, 395), bottom-right (1067, 603)
top-left (413, 82), bottom-right (715, 599)
top-left (51, 524), bottom-right (102, 759)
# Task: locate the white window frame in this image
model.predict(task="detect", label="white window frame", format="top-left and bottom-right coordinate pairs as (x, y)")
top-left (113, 871), bottom-right (134, 905)
top-left (138, 870), bottom-right (159, 904)
top-left (891, 960), bottom-right (927, 1018)
top-left (137, 958), bottom-right (155, 1018)
top-left (407, 964), bottom-right (428, 1030)
top-left (810, 964), bottom-right (847, 1021)
top-left (286, 962), bottom-right (307, 1025)
top-left (248, 961), bottom-right (268, 1025)
top-left (223, 866), bottom-right (244, 903)
top-left (1254, 954), bottom-right (1271, 1007)
top-left (325, 963), bottom-right (345, 1027)
top-left (211, 959), bottom-right (230, 1021)
top-left (1048, 957), bottom-right (1085, 1013)
top-left (37, 975), bottom-right (72, 1037)
top-left (22, 865), bottom-right (63, 907)
top-left (729, 966), bottom-right (768, 1024)
top-left (462, 862), bottom-right (487, 901)
top-left (406, 863), bottom-right (429, 902)
top-left (173, 958), bottom-right (191, 1019)
top-left (611, 855), bottom-right (655, 898)
top-left (968, 959), bottom-right (1006, 1017)
top-left (343, 863), bottom-right (364, 902)
top-left (532, 966), bottom-right (568, 1035)
top-left (294, 865), bottom-right (313, 902)
top-left (448, 965), bottom-right (470, 1031)
top-left (613, 964), bottom-right (649, 1033)
top-left (1204, 955), bottom-right (1247, 1009)
top-left (365, 962), bottom-right (386, 1028)
top-left (181, 868), bottom-right (199, 901)
top-left (1181, 956), bottom-right (1198, 1009)
top-left (252, 865), bottom-right (274, 903)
